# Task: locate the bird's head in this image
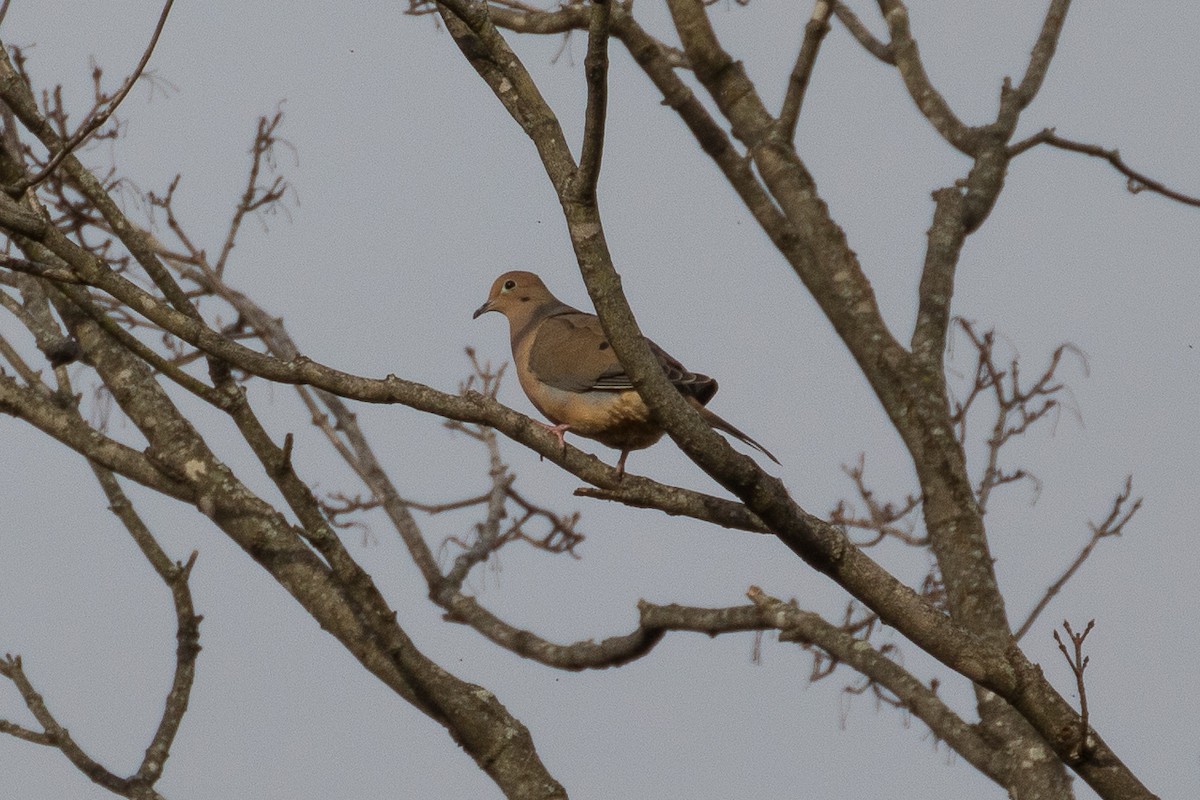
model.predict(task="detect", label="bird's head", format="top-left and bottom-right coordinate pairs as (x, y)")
top-left (472, 270), bottom-right (554, 320)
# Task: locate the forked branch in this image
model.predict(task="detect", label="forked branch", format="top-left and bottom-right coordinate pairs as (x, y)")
top-left (1053, 619), bottom-right (1096, 762)
top-left (1017, 478), bottom-right (1141, 640)
top-left (829, 455), bottom-right (925, 547)
top-left (950, 318), bottom-right (1085, 510)
top-left (0, 464), bottom-right (197, 799)
top-left (747, 587), bottom-right (1003, 783)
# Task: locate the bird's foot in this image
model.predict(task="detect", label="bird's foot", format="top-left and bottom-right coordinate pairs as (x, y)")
top-left (536, 421), bottom-right (571, 452)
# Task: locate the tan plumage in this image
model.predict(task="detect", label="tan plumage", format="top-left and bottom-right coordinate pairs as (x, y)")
top-left (473, 270), bottom-right (779, 475)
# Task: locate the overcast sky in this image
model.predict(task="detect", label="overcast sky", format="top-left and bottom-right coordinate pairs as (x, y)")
top-left (1, 1), bottom-right (1197, 798)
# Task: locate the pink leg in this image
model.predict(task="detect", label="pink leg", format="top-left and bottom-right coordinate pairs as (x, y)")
top-left (615, 449), bottom-right (630, 478)
top-left (536, 421), bottom-right (571, 451)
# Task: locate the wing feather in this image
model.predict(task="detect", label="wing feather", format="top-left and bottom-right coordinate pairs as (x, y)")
top-left (528, 311), bottom-right (717, 403)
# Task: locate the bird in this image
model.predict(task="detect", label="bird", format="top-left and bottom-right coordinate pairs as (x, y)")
top-left (473, 270), bottom-right (779, 476)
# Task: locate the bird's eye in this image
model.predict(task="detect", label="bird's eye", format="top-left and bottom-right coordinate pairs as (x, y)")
top-left (502, 280), bottom-right (516, 291)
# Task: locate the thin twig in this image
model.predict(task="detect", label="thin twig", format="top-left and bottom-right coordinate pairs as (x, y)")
top-left (1053, 619), bottom-right (1095, 761)
top-left (829, 454), bottom-right (925, 547)
top-left (1017, 478), bottom-right (1141, 640)
top-left (0, 655), bottom-right (145, 796)
top-left (951, 318), bottom-right (1084, 511)
top-left (1009, 128), bottom-right (1200, 207)
top-left (14, 0), bottom-right (176, 193)
top-left (214, 112), bottom-right (289, 277)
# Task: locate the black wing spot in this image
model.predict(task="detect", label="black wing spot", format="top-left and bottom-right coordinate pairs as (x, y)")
top-left (598, 342), bottom-right (610, 350)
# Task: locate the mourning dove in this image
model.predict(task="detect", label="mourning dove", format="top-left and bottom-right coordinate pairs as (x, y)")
top-left (473, 270), bottom-right (779, 475)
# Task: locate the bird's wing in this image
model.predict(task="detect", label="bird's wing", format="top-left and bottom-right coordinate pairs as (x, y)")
top-left (527, 311), bottom-right (629, 392)
top-left (528, 311), bottom-right (718, 402)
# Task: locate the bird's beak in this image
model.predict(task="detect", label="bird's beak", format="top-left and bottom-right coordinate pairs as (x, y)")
top-left (472, 300), bottom-right (494, 319)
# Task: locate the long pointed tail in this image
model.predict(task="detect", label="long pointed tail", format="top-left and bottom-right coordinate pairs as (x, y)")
top-left (695, 404), bottom-right (780, 465)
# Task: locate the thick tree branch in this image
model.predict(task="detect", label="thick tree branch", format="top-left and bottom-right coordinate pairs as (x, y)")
top-left (652, 4), bottom-right (1150, 797)
top-left (6, 26), bottom-right (1151, 800)
top-left (5, 11), bottom-right (1011, 739)
top-left (573, 0), bottom-right (611, 201)
top-left (437, 0), bottom-right (767, 486)
top-left (435, 0), bottom-right (578, 197)
top-left (874, 0), bottom-right (980, 154)
top-left (663, 0), bottom-right (909, 413)
top-left (906, 3), bottom-right (1077, 371)
top-left (0, 205), bottom-right (569, 800)
top-left (610, 10), bottom-right (799, 263)
top-left (0, 370), bottom-right (194, 500)
top-left (0, 6), bottom-right (1168, 796)
top-left (832, 2), bottom-right (894, 64)
top-left (997, 0), bottom-right (1072, 128)
top-left (909, 186), bottom-right (968, 370)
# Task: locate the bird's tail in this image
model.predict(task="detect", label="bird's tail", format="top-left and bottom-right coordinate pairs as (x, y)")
top-left (695, 404), bottom-right (780, 465)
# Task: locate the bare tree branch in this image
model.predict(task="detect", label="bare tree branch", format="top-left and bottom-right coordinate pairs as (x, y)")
top-left (1053, 619), bottom-right (1096, 763)
top-left (747, 587), bottom-right (1005, 783)
top-left (779, 0), bottom-right (835, 141)
top-left (213, 111), bottom-right (290, 277)
top-left (11, 0), bottom-right (176, 193)
top-left (86, 462), bottom-right (201, 789)
top-left (0, 655), bottom-right (157, 798)
top-left (832, 2), bottom-right (894, 64)
top-left (905, 6), bottom-right (1075, 370)
top-left (950, 318), bottom-right (1085, 511)
top-left (1017, 479), bottom-right (1141, 640)
top-left (874, 0), bottom-right (979, 154)
top-left (1009, 128), bottom-right (1200, 207)
top-left (998, 0), bottom-right (1072, 126)
top-left (0, 443), bottom-right (193, 800)
top-left (830, 455), bottom-right (925, 547)
top-left (0, 4), bottom-right (1179, 797)
top-left (0, 44), bottom-right (1151, 799)
top-left (573, 0), bottom-right (611, 200)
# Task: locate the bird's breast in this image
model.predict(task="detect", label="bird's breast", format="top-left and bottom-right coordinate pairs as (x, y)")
top-left (519, 373), bottom-right (660, 452)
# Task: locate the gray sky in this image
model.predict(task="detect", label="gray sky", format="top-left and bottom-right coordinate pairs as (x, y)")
top-left (1, 1), bottom-right (1197, 798)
